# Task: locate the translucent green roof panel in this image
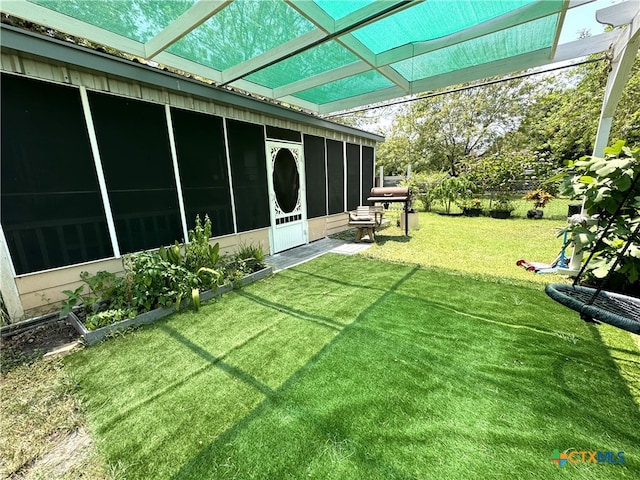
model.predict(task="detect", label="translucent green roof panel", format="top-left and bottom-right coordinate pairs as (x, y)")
top-left (5, 0), bottom-right (624, 114)
top-left (314, 0), bottom-right (375, 20)
top-left (246, 42), bottom-right (359, 89)
top-left (29, 0), bottom-right (195, 43)
top-left (351, 0), bottom-right (548, 54)
top-left (167, 0), bottom-right (314, 71)
top-left (294, 71), bottom-right (395, 104)
top-left (391, 15), bottom-right (559, 81)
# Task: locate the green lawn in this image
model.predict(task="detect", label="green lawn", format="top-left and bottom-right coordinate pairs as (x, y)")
top-left (65, 253), bottom-right (639, 479)
top-left (359, 211), bottom-right (574, 285)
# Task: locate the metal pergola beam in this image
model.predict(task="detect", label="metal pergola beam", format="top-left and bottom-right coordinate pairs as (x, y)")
top-left (317, 29), bottom-right (620, 114)
top-left (0, 24), bottom-right (383, 142)
top-left (144, 0), bottom-right (232, 58)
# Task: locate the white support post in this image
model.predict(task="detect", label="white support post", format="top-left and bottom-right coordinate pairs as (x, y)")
top-left (324, 138), bottom-right (329, 216)
top-left (359, 144), bottom-right (363, 205)
top-left (165, 105), bottom-right (189, 243)
top-left (79, 86), bottom-right (120, 258)
top-left (343, 142), bottom-right (348, 212)
top-left (0, 225), bottom-right (24, 322)
top-left (223, 118), bottom-right (239, 234)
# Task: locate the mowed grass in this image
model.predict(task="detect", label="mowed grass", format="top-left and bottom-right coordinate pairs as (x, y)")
top-left (65, 254), bottom-right (640, 479)
top-left (359, 211), bottom-right (573, 285)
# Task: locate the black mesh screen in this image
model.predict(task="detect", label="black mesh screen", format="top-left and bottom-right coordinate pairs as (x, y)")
top-left (170, 107), bottom-right (233, 235)
top-left (266, 126), bottom-right (301, 142)
top-left (362, 146), bottom-right (375, 205)
top-left (88, 92), bottom-right (182, 252)
top-left (226, 120), bottom-right (270, 231)
top-left (346, 143), bottom-right (360, 211)
top-left (1, 74), bottom-right (113, 274)
top-left (303, 135), bottom-right (326, 218)
top-left (326, 139), bottom-right (344, 214)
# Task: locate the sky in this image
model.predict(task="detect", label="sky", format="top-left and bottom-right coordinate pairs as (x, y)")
top-left (559, 0), bottom-right (622, 43)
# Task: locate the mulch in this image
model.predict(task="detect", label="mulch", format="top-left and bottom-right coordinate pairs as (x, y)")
top-left (1, 319), bottom-right (80, 366)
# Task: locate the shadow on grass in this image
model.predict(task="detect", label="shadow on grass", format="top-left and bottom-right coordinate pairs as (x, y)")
top-left (169, 266), bottom-right (420, 479)
top-left (235, 290), bottom-right (344, 331)
top-left (551, 324), bottom-right (640, 445)
top-left (371, 234), bottom-right (411, 245)
top-left (95, 321), bottom-right (280, 434)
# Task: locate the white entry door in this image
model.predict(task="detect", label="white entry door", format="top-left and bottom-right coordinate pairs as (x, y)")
top-left (266, 141), bottom-right (307, 253)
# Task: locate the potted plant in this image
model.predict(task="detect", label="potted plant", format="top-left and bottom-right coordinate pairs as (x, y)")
top-left (489, 197), bottom-right (515, 219)
top-left (524, 189), bottom-right (553, 219)
top-left (461, 198), bottom-right (483, 217)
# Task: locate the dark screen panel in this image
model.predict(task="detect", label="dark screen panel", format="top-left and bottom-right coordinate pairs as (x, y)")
top-left (362, 146), bottom-right (375, 205)
top-left (303, 135), bottom-right (326, 218)
top-left (326, 139), bottom-right (344, 215)
top-left (170, 107), bottom-right (233, 235)
top-left (226, 119), bottom-right (269, 232)
top-left (1, 74), bottom-right (112, 274)
top-left (346, 143), bottom-right (360, 211)
top-left (266, 126), bottom-right (301, 143)
top-left (89, 92), bottom-right (182, 253)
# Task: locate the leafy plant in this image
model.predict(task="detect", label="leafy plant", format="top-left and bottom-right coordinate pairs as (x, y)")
top-left (431, 176), bottom-right (477, 214)
top-left (59, 285), bottom-right (85, 319)
top-left (458, 197), bottom-right (483, 209)
top-left (85, 308), bottom-right (137, 330)
top-left (158, 242), bottom-right (183, 266)
top-left (60, 270), bottom-right (119, 318)
top-left (523, 189), bottom-right (554, 209)
top-left (560, 140), bottom-right (640, 294)
top-left (401, 171), bottom-right (448, 212)
top-left (185, 215), bottom-right (221, 277)
top-left (121, 251), bottom-right (200, 312)
top-left (492, 196), bottom-right (515, 212)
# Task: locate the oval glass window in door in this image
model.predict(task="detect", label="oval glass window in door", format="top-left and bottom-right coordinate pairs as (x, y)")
top-left (273, 148), bottom-right (300, 213)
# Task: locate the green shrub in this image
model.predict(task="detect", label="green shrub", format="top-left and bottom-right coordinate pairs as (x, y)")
top-left (120, 251), bottom-right (200, 312)
top-left (402, 172), bottom-right (448, 212)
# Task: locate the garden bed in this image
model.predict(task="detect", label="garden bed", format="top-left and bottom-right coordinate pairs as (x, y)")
top-left (67, 266), bottom-right (273, 346)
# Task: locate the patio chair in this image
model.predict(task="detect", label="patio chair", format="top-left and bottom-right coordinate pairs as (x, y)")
top-left (348, 206), bottom-right (381, 243)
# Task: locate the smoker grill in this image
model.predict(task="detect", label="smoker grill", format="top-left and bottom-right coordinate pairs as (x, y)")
top-left (367, 186), bottom-right (411, 236)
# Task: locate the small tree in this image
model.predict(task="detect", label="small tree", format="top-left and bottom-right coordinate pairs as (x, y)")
top-left (561, 140), bottom-right (640, 295)
top-left (431, 176), bottom-right (477, 214)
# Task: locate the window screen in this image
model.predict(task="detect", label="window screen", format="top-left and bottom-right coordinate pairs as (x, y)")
top-left (326, 139), bottom-right (344, 214)
top-left (303, 135), bottom-right (327, 218)
top-left (170, 107), bottom-right (233, 236)
top-left (266, 126), bottom-right (302, 143)
top-left (362, 146), bottom-right (375, 205)
top-left (346, 143), bottom-right (360, 211)
top-left (1, 74), bottom-right (113, 274)
top-left (226, 120), bottom-right (270, 232)
top-left (88, 92), bottom-right (182, 253)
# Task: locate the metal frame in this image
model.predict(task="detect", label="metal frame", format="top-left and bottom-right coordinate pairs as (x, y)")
top-left (2, 0), bottom-right (635, 114)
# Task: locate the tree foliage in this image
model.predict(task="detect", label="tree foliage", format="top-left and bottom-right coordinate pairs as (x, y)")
top-left (376, 53), bottom-right (639, 181)
top-left (507, 55), bottom-right (640, 164)
top-left (376, 77), bottom-right (542, 176)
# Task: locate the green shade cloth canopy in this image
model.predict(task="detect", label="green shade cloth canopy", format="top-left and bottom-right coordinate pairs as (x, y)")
top-left (0, 0), bottom-right (628, 114)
